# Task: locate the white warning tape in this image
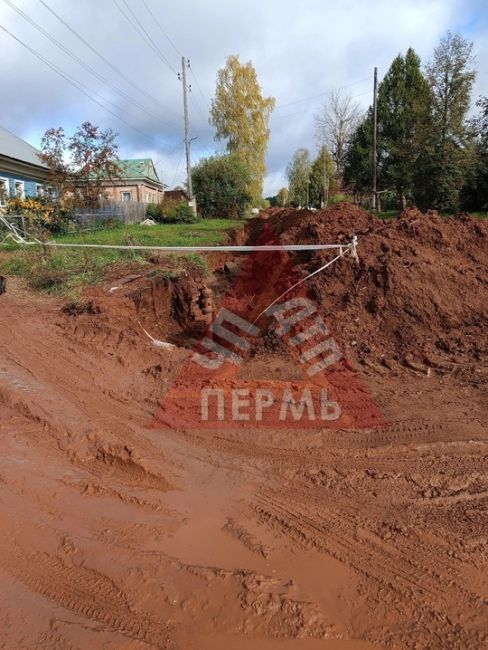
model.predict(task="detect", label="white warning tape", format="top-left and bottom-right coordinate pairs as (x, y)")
top-left (249, 245), bottom-right (354, 330)
top-left (38, 241), bottom-right (353, 252)
top-left (0, 216), bottom-right (358, 256)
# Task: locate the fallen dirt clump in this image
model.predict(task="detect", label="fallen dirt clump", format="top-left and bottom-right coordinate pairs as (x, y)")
top-left (263, 204), bottom-right (488, 373)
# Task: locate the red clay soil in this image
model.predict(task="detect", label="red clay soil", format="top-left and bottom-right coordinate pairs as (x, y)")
top-left (0, 206), bottom-right (487, 649)
top-left (263, 204), bottom-right (488, 372)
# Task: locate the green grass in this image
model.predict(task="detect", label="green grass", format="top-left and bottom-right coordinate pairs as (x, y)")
top-left (53, 218), bottom-right (245, 247)
top-left (375, 210), bottom-right (487, 220)
top-left (376, 210), bottom-right (400, 220)
top-left (0, 218), bottom-right (242, 298)
top-left (468, 211), bottom-right (488, 219)
top-left (0, 247), bottom-right (148, 298)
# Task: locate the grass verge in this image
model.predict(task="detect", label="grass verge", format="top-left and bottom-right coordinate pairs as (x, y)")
top-left (375, 210), bottom-right (487, 220)
top-left (0, 218), bottom-right (244, 298)
top-left (53, 219), bottom-right (246, 247)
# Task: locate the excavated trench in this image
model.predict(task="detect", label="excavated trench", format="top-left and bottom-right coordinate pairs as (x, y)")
top-left (0, 206), bottom-right (487, 649)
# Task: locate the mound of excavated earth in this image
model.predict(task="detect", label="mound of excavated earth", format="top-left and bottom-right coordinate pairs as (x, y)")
top-left (0, 206), bottom-right (486, 649)
top-left (263, 204), bottom-right (488, 376)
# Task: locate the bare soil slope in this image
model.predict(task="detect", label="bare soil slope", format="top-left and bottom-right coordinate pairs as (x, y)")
top-left (0, 206), bottom-right (487, 649)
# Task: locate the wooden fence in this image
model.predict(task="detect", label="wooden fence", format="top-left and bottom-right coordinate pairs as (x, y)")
top-left (75, 200), bottom-right (150, 226)
top-left (98, 200), bottom-right (149, 224)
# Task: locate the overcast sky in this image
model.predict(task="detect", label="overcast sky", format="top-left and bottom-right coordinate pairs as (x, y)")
top-left (0, 0), bottom-right (486, 196)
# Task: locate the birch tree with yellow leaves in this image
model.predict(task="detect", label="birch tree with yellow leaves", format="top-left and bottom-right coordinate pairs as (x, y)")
top-left (210, 55), bottom-right (275, 205)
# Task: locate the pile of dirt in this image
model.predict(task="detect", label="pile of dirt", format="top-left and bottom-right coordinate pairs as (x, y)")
top-left (262, 204), bottom-right (488, 373)
top-left (61, 264), bottom-right (214, 348)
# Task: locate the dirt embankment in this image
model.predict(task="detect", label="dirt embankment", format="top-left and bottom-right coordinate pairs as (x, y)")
top-left (262, 204), bottom-right (488, 377)
top-left (0, 205), bottom-right (487, 649)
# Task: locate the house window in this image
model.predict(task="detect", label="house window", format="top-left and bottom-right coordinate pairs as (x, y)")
top-left (15, 180), bottom-right (25, 199)
top-left (0, 178), bottom-right (9, 207)
top-left (36, 184), bottom-right (44, 198)
top-left (121, 191), bottom-right (131, 202)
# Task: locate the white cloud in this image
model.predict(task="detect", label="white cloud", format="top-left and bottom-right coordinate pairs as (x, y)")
top-left (0, 0), bottom-right (486, 196)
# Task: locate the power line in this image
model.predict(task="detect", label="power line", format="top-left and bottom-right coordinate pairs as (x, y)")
top-left (37, 0), bottom-right (178, 119)
top-left (140, 0), bottom-right (182, 57)
top-left (189, 64), bottom-right (211, 112)
top-left (272, 89), bottom-right (372, 121)
top-left (2, 0), bottom-right (176, 129)
top-left (171, 147), bottom-right (185, 187)
top-left (189, 91), bottom-right (208, 126)
top-left (274, 76), bottom-right (371, 110)
top-left (113, 0), bottom-right (178, 76)
top-left (0, 23), bottom-right (176, 152)
top-left (138, 0), bottom-right (212, 115)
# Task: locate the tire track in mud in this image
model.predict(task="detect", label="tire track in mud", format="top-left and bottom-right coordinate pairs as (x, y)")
top-left (253, 491), bottom-right (488, 648)
top-left (0, 548), bottom-right (174, 648)
top-left (321, 418), bottom-right (486, 449)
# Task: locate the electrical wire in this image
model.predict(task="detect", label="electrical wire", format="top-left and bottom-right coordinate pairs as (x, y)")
top-left (170, 146), bottom-right (185, 187)
top-left (113, 0), bottom-right (178, 76)
top-left (272, 89), bottom-right (372, 121)
top-left (274, 76), bottom-right (371, 110)
top-left (189, 65), bottom-right (211, 112)
top-left (138, 0), bottom-right (212, 115)
top-left (140, 0), bottom-right (182, 57)
top-left (37, 0), bottom-right (178, 118)
top-left (0, 24), bottom-right (176, 152)
top-left (2, 0), bottom-right (175, 129)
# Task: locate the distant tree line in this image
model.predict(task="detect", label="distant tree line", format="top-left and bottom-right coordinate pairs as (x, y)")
top-left (270, 31), bottom-right (486, 214)
top-left (343, 32), bottom-right (486, 212)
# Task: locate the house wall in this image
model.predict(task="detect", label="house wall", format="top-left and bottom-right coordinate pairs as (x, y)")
top-left (102, 182), bottom-right (164, 204)
top-left (0, 153), bottom-right (49, 208)
top-left (0, 171), bottom-right (45, 205)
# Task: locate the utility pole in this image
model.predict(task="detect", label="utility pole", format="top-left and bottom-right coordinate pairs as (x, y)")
top-left (372, 66), bottom-right (378, 211)
top-left (179, 56), bottom-right (193, 203)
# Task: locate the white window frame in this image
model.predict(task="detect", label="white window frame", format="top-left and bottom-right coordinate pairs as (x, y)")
top-left (14, 180), bottom-right (25, 199)
top-left (36, 184), bottom-right (44, 198)
top-left (0, 177), bottom-right (9, 207)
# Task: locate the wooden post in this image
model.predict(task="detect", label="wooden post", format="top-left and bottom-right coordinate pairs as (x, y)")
top-left (372, 66), bottom-right (378, 211)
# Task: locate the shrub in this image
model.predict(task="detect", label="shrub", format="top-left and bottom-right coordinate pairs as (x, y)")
top-left (192, 154), bottom-right (252, 219)
top-left (168, 204), bottom-right (198, 223)
top-left (327, 193), bottom-right (350, 205)
top-left (146, 198), bottom-right (189, 223)
top-left (146, 202), bottom-right (161, 221)
top-left (5, 197), bottom-right (74, 234)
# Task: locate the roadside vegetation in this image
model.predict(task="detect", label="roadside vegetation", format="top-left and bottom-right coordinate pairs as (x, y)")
top-left (2, 30), bottom-right (486, 304)
top-left (52, 218), bottom-right (246, 246)
top-left (267, 32), bottom-right (487, 217)
top-left (0, 218), bottom-right (244, 298)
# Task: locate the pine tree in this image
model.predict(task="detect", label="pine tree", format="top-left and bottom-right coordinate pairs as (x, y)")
top-left (377, 48), bottom-right (432, 208)
top-left (343, 110), bottom-right (374, 201)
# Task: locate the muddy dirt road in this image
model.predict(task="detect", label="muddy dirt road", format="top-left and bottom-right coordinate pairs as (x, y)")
top-left (0, 208), bottom-right (487, 649)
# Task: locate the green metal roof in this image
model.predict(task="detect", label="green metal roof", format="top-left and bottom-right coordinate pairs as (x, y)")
top-left (118, 159), bottom-right (160, 183)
